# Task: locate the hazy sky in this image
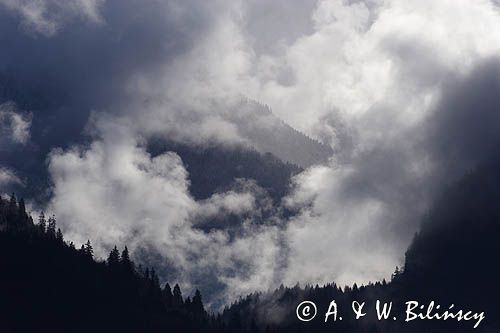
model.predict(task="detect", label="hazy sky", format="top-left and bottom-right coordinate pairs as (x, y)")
top-left (2, 0), bottom-right (500, 308)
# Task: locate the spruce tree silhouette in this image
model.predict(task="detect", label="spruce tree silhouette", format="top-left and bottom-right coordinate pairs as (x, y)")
top-left (56, 228), bottom-right (63, 242)
top-left (47, 215), bottom-right (56, 238)
top-left (38, 212), bottom-right (46, 233)
top-left (107, 246), bottom-right (120, 267)
top-left (121, 246), bottom-right (133, 273)
top-left (162, 283), bottom-right (173, 308)
top-left (84, 240), bottom-right (93, 258)
top-left (192, 289), bottom-right (206, 321)
top-left (173, 284), bottom-right (184, 308)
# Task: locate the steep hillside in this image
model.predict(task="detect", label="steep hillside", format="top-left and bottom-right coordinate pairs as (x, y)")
top-left (403, 152), bottom-right (500, 307)
top-left (220, 154), bottom-right (500, 332)
top-left (229, 100), bottom-right (334, 168)
top-left (2, 148), bottom-right (500, 332)
top-left (0, 194), bottom-right (223, 333)
top-left (148, 139), bottom-right (302, 203)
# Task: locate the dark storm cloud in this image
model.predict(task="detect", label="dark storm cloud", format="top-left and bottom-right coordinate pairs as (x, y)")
top-left (0, 0), bottom-right (215, 147)
top-left (282, 58), bottom-right (500, 287)
top-left (0, 0), bottom-right (223, 201)
top-left (424, 58), bottom-right (500, 181)
top-left (279, 0), bottom-right (500, 286)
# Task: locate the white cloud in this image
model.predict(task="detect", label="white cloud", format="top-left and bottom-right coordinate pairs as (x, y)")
top-left (251, 0), bottom-right (500, 140)
top-left (0, 102), bottom-right (31, 146)
top-left (0, 167), bottom-right (22, 186)
top-left (248, 0), bottom-right (500, 287)
top-left (0, 0), bottom-right (104, 36)
top-left (197, 191), bottom-right (255, 219)
top-left (47, 115), bottom-right (283, 307)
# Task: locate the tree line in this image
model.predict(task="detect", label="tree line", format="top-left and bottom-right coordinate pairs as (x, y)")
top-left (3, 148), bottom-right (500, 333)
top-left (0, 193), bottom-right (232, 332)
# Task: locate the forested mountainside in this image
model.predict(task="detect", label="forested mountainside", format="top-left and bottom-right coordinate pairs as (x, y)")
top-left (403, 151), bottom-right (500, 313)
top-left (221, 153), bottom-right (500, 333)
top-left (1, 77), bottom-right (304, 207)
top-left (0, 194), bottom-right (220, 333)
top-left (2, 149), bottom-right (500, 332)
top-left (2, 134), bottom-right (302, 210)
top-left (1, 74), bottom-right (324, 205)
top-left (228, 100), bottom-right (334, 168)
top-left (148, 139), bottom-right (302, 203)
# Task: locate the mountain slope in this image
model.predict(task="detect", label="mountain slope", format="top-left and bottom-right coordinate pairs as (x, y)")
top-left (229, 100), bottom-right (334, 168)
top-left (148, 139), bottom-right (302, 203)
top-left (0, 194), bottom-right (223, 333)
top-left (2, 147), bottom-right (500, 333)
top-left (221, 153), bottom-right (500, 333)
top-left (403, 152), bottom-right (500, 307)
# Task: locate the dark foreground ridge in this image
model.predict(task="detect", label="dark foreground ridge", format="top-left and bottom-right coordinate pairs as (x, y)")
top-left (2, 151), bottom-right (500, 333)
top-left (0, 194), bottom-right (220, 333)
top-left (221, 154), bottom-right (500, 332)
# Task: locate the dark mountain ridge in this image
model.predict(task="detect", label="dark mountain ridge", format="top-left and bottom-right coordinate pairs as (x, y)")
top-left (228, 100), bottom-right (334, 168)
top-left (0, 193), bottom-right (223, 333)
top-left (2, 148), bottom-right (500, 332)
top-left (220, 153), bottom-right (500, 332)
top-left (148, 138), bottom-right (302, 204)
